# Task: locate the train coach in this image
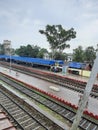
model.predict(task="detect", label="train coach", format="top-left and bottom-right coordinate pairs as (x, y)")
top-left (0, 55), bottom-right (64, 72)
top-left (67, 61), bottom-right (93, 77)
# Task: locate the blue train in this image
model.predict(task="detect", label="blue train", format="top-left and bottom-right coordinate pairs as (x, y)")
top-left (0, 55), bottom-right (64, 72)
top-left (68, 61), bottom-right (92, 76)
top-left (69, 62), bottom-right (86, 69)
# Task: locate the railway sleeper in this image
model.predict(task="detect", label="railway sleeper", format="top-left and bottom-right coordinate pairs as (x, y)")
top-left (23, 122), bottom-right (38, 129)
top-left (92, 125), bottom-right (98, 130)
top-left (18, 117), bottom-right (32, 123)
top-left (79, 119), bottom-right (87, 127)
top-left (16, 114), bottom-right (29, 120)
top-left (20, 119), bottom-right (36, 127)
top-left (54, 106), bottom-right (63, 112)
top-left (0, 72), bottom-right (97, 129)
top-left (82, 121), bottom-right (92, 129)
top-left (9, 109), bottom-right (22, 115)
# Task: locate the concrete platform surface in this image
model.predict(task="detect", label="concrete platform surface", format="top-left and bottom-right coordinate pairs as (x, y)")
top-left (0, 66), bottom-right (98, 116)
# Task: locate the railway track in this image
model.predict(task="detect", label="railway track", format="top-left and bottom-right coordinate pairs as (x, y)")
top-left (0, 84), bottom-right (65, 130)
top-left (0, 61), bottom-right (98, 98)
top-left (0, 73), bottom-right (98, 130)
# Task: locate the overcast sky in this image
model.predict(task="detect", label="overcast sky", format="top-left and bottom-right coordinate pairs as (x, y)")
top-left (0, 0), bottom-right (98, 53)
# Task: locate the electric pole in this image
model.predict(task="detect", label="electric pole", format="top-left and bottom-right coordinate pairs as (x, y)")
top-left (70, 53), bottom-right (98, 130)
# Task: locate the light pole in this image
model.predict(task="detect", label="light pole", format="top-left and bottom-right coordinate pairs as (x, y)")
top-left (96, 44), bottom-right (98, 54)
top-left (70, 52), bottom-right (98, 130)
top-left (9, 44), bottom-right (12, 72)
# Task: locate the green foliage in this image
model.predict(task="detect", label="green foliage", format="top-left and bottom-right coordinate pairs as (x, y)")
top-left (73, 46), bottom-right (84, 62)
top-left (15, 46), bottom-right (27, 56)
top-left (84, 46), bottom-right (96, 64)
top-left (26, 45), bottom-right (33, 57)
top-left (32, 45), bottom-right (40, 58)
top-left (15, 44), bottom-right (40, 57)
top-left (15, 44), bottom-right (48, 58)
top-left (39, 24), bottom-right (76, 59)
top-left (54, 52), bottom-right (68, 60)
top-left (37, 48), bottom-right (48, 58)
top-left (73, 46), bottom-right (96, 64)
top-left (0, 44), bottom-right (4, 54)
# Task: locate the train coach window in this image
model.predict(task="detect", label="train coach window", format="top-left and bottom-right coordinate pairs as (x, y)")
top-left (72, 70), bottom-right (79, 75)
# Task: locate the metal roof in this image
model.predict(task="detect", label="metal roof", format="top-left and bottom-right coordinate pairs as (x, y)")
top-left (69, 62), bottom-right (86, 69)
top-left (0, 55), bottom-right (64, 66)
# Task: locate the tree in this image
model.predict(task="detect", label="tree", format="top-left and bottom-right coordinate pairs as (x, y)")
top-left (84, 46), bottom-right (96, 64)
top-left (26, 44), bottom-right (34, 57)
top-left (54, 52), bottom-right (68, 60)
top-left (0, 44), bottom-right (4, 54)
top-left (39, 25), bottom-right (76, 59)
top-left (15, 46), bottom-right (27, 56)
top-left (73, 46), bottom-right (84, 62)
top-left (32, 45), bottom-right (40, 58)
top-left (15, 44), bottom-right (40, 58)
top-left (37, 48), bottom-right (48, 58)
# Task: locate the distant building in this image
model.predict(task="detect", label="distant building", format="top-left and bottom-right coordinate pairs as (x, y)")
top-left (43, 53), bottom-right (50, 59)
top-left (67, 53), bottom-right (73, 61)
top-left (3, 40), bottom-right (11, 55)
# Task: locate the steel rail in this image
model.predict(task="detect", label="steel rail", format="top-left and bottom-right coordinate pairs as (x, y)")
top-left (0, 86), bottom-right (64, 130)
top-left (0, 61), bottom-right (98, 98)
top-left (0, 73), bottom-right (98, 130)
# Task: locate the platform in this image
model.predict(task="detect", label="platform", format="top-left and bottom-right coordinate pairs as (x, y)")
top-left (57, 71), bottom-right (98, 84)
top-left (0, 66), bottom-right (98, 116)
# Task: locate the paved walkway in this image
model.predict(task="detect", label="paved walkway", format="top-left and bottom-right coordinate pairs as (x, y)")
top-left (0, 66), bottom-right (98, 116)
top-left (57, 71), bottom-right (98, 84)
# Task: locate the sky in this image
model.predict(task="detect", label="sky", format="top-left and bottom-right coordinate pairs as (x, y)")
top-left (0, 0), bottom-right (98, 53)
